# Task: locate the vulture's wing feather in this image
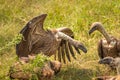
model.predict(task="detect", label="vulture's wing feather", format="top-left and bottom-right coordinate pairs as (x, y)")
top-left (16, 14), bottom-right (47, 57)
top-left (58, 46), bottom-right (62, 62)
top-left (55, 27), bottom-right (87, 63)
top-left (68, 42), bottom-right (76, 59)
top-left (27, 14), bottom-right (47, 51)
top-left (20, 24), bottom-right (29, 35)
top-left (73, 46), bottom-right (81, 54)
top-left (64, 41), bottom-right (71, 62)
top-left (57, 40), bottom-right (71, 63)
top-left (61, 41), bottom-right (66, 63)
top-left (97, 40), bottom-right (104, 59)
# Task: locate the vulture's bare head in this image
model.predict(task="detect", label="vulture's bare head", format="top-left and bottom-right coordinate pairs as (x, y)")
top-left (89, 22), bottom-right (104, 35)
top-left (89, 22), bottom-right (111, 43)
top-left (98, 57), bottom-right (114, 65)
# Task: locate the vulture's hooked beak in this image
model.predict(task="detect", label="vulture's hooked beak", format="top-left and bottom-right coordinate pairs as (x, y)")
top-left (98, 59), bottom-right (109, 64)
top-left (98, 57), bottom-right (113, 64)
top-left (78, 43), bottom-right (87, 53)
top-left (98, 59), bottom-right (104, 64)
top-left (88, 27), bottom-right (97, 35)
top-left (89, 22), bottom-right (103, 35)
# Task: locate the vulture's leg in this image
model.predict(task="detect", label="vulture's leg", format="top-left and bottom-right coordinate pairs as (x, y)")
top-left (58, 47), bottom-right (61, 62)
top-left (68, 43), bottom-right (76, 59)
top-left (97, 40), bottom-right (104, 59)
top-left (64, 42), bottom-right (71, 62)
top-left (61, 42), bottom-right (66, 63)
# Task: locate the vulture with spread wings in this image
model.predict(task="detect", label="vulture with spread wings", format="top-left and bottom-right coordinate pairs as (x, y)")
top-left (89, 22), bottom-right (120, 59)
top-left (16, 14), bottom-right (87, 63)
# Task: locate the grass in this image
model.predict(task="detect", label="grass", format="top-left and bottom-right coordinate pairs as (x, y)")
top-left (0, 0), bottom-right (120, 80)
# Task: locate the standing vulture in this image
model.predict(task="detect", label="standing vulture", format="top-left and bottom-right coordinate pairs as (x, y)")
top-left (89, 22), bottom-right (120, 59)
top-left (16, 14), bottom-right (87, 63)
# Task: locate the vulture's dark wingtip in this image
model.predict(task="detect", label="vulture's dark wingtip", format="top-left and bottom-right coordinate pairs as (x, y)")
top-left (83, 47), bottom-right (87, 53)
top-left (79, 45), bottom-right (87, 53)
top-left (41, 14), bottom-right (47, 17)
top-left (39, 14), bottom-right (47, 20)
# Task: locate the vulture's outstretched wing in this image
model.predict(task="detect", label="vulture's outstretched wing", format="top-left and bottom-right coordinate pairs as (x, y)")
top-left (97, 40), bottom-right (104, 59)
top-left (16, 14), bottom-right (47, 57)
top-left (54, 27), bottom-right (87, 63)
top-left (16, 14), bottom-right (87, 64)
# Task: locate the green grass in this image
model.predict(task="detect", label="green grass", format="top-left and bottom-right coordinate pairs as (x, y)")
top-left (0, 0), bottom-right (120, 80)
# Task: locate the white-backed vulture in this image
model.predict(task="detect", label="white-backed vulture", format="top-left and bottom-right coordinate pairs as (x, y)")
top-left (16, 14), bottom-right (87, 63)
top-left (99, 57), bottom-right (120, 75)
top-left (89, 22), bottom-right (120, 59)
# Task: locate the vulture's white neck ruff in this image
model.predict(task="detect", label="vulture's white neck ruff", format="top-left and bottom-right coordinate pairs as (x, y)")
top-left (102, 39), bottom-right (116, 48)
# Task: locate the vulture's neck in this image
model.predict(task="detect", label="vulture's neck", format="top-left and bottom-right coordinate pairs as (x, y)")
top-left (98, 26), bottom-right (111, 43)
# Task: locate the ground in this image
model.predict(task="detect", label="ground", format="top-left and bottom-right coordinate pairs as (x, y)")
top-left (0, 0), bottom-right (120, 80)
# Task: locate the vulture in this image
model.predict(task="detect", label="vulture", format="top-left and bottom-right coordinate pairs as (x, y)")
top-left (16, 14), bottom-right (87, 63)
top-left (89, 22), bottom-right (120, 59)
top-left (99, 57), bottom-right (120, 75)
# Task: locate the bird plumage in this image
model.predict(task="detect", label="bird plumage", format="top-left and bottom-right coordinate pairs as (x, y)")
top-left (99, 57), bottom-right (120, 75)
top-left (89, 22), bottom-right (120, 59)
top-left (16, 14), bottom-right (87, 63)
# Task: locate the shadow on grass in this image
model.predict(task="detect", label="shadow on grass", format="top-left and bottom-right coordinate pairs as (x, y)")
top-left (53, 67), bottom-right (97, 80)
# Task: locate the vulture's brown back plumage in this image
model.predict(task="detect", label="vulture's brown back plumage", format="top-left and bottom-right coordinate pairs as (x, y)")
top-left (16, 14), bottom-right (87, 63)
